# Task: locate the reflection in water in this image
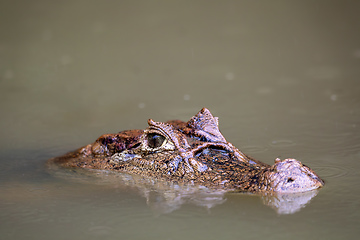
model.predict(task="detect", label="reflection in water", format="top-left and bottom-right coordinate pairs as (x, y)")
top-left (48, 164), bottom-right (320, 215)
top-left (141, 185), bottom-right (227, 214)
top-left (261, 190), bottom-right (320, 215)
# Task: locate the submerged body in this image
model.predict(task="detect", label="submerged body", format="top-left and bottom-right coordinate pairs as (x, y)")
top-left (50, 108), bottom-right (324, 193)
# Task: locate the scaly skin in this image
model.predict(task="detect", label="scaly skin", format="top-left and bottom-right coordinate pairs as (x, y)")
top-left (49, 108), bottom-right (324, 193)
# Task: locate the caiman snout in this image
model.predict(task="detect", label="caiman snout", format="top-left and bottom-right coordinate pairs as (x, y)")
top-left (267, 158), bottom-right (324, 193)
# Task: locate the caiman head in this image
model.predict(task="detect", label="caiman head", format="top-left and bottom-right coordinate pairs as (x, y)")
top-left (104, 108), bottom-right (241, 179)
top-left (50, 108), bottom-right (324, 193)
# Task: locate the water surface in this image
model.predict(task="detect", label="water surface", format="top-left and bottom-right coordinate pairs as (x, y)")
top-left (1, 1), bottom-right (360, 239)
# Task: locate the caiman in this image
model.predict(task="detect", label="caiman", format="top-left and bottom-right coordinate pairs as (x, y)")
top-left (49, 108), bottom-right (324, 193)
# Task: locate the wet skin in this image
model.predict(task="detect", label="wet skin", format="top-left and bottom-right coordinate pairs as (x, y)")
top-left (49, 108), bottom-right (324, 193)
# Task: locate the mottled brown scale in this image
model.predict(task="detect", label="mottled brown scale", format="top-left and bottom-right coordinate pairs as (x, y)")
top-left (49, 108), bottom-right (324, 193)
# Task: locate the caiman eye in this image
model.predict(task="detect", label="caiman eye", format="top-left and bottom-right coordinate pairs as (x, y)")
top-left (147, 133), bottom-right (166, 149)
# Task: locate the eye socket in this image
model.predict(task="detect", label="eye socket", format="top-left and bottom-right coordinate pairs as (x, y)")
top-left (147, 133), bottom-right (166, 149)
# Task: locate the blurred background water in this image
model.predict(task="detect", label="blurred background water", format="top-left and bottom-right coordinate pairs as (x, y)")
top-left (1, 1), bottom-right (360, 239)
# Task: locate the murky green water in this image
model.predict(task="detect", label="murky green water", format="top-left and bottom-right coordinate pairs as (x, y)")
top-left (1, 1), bottom-right (360, 239)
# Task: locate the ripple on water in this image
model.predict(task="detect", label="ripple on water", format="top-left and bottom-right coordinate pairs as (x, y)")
top-left (302, 124), bottom-right (360, 156)
top-left (314, 164), bottom-right (351, 179)
top-left (87, 226), bottom-right (114, 236)
top-left (303, 128), bottom-right (353, 138)
top-left (269, 139), bottom-right (296, 148)
top-left (241, 145), bottom-right (269, 154)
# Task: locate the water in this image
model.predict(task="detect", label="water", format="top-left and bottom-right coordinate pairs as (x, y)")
top-left (1, 1), bottom-right (360, 239)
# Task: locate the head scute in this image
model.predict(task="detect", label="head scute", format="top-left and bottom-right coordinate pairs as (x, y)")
top-left (187, 108), bottom-right (226, 143)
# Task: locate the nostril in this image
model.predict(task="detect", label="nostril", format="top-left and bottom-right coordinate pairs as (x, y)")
top-left (286, 177), bottom-right (295, 183)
